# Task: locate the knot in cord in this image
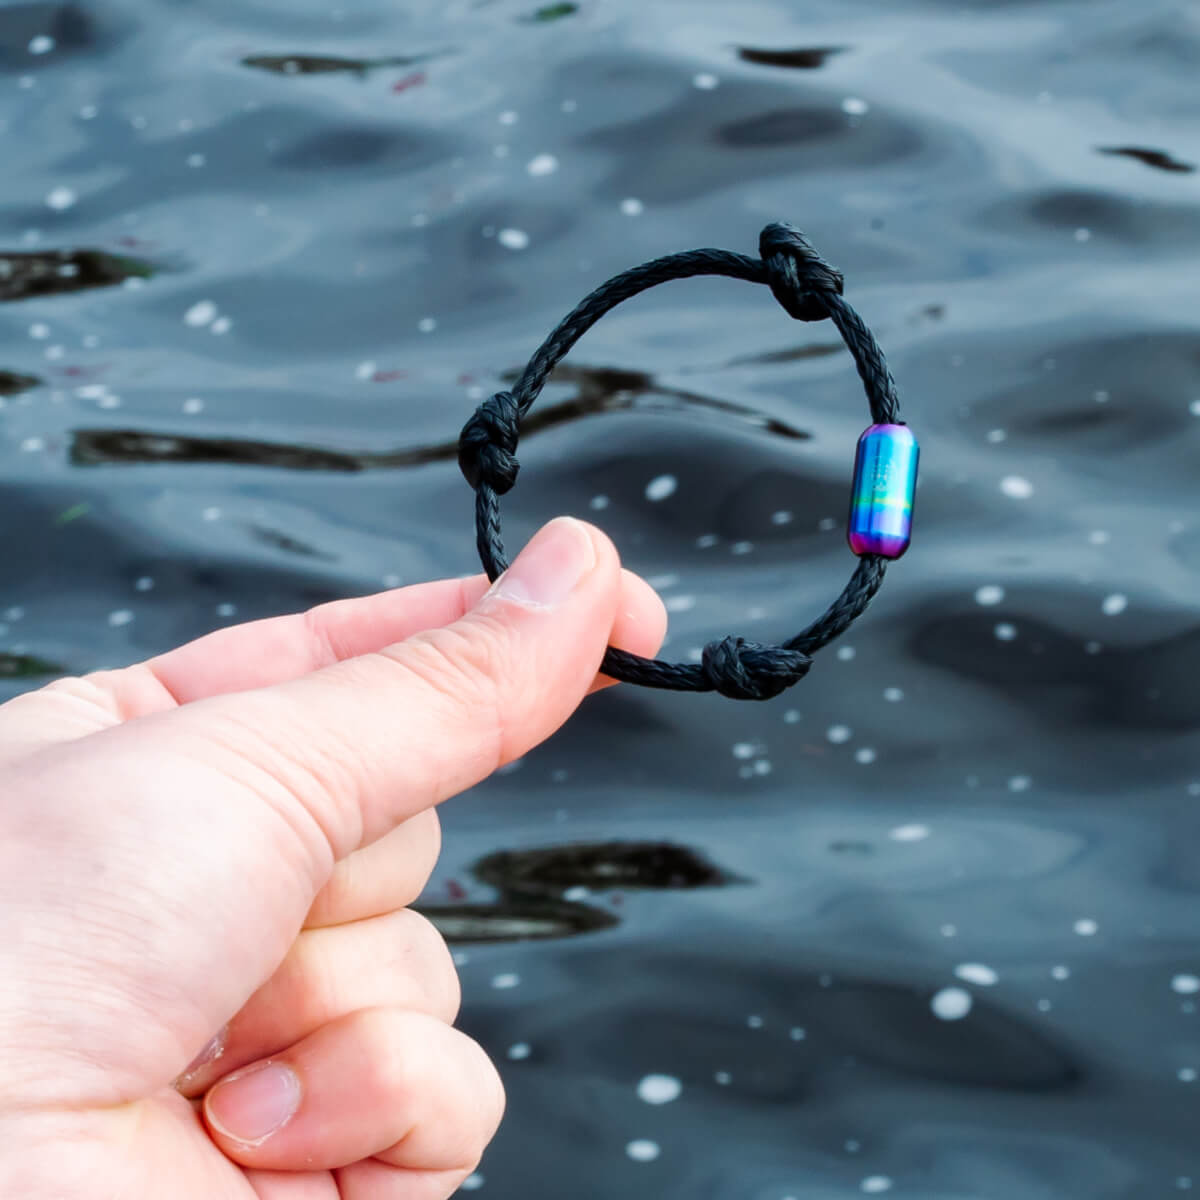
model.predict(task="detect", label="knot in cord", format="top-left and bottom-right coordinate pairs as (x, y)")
top-left (700, 636), bottom-right (813, 701)
top-left (759, 222), bottom-right (844, 322)
top-left (458, 390), bottom-right (521, 494)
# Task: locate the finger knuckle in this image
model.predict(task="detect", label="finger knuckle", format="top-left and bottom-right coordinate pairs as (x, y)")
top-left (396, 909), bottom-right (461, 1022)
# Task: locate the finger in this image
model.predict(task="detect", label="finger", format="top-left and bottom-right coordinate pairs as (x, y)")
top-left (304, 809), bottom-right (441, 929)
top-left (335, 1157), bottom-right (474, 1200)
top-left (178, 907), bottom-right (459, 1098)
top-left (133, 564), bottom-right (661, 709)
top-left (0, 578), bottom-right (488, 759)
top-left (141, 577), bottom-right (490, 709)
top-left (0, 557), bottom-right (663, 764)
top-left (203, 1009), bottom-right (504, 1176)
top-left (154, 518), bottom-right (659, 866)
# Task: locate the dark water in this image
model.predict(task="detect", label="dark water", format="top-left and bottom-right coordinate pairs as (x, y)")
top-left (3, 1), bottom-right (1199, 1195)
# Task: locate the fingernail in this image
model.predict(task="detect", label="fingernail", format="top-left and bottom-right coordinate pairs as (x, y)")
top-left (489, 517), bottom-right (596, 609)
top-left (174, 1024), bottom-right (228, 1090)
top-left (205, 1061), bottom-right (301, 1145)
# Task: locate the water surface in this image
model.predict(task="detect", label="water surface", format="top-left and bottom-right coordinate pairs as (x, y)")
top-left (2, 1), bottom-right (1198, 1196)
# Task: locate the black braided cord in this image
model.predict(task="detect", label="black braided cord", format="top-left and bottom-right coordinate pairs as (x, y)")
top-left (458, 223), bottom-right (902, 701)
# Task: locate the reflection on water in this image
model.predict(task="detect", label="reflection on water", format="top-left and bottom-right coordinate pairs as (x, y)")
top-left (1, 0), bottom-right (1198, 1195)
top-left (0, 249), bottom-right (155, 301)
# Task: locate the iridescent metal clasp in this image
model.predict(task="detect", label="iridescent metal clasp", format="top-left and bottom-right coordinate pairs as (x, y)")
top-left (847, 423), bottom-right (918, 559)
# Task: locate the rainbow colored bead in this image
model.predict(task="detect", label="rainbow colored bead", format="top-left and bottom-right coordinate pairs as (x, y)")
top-left (847, 423), bottom-right (918, 559)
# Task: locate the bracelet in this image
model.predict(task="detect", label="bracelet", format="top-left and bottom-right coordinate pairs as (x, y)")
top-left (457, 223), bottom-right (918, 701)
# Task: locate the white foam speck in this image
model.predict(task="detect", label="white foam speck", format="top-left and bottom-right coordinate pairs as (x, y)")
top-left (491, 972), bottom-right (520, 989)
top-left (941, 923), bottom-right (958, 938)
top-left (216, 603), bottom-right (237, 618)
top-left (747, 1013), bottom-right (764, 1029)
top-left (201, 506), bottom-right (222, 521)
top-left (28, 35), bottom-right (55, 55)
top-left (626, 1139), bottom-right (661, 1162)
top-left (107, 609), bottom-right (134, 627)
top-left (1190, 400), bottom-right (1200, 417)
top-left (498, 227), bottom-right (530, 250)
top-left (975, 584), bottom-right (1005, 606)
top-left (563, 885), bottom-right (589, 901)
top-left (771, 510), bottom-right (793, 525)
top-left (861, 1176), bottom-right (893, 1193)
top-left (645, 474), bottom-right (677, 502)
top-left (29, 322), bottom-right (50, 339)
top-left (1073, 918), bottom-right (1098, 937)
top-left (187, 153), bottom-right (206, 168)
top-left (693, 72), bottom-right (719, 89)
top-left (460, 1173), bottom-right (484, 1190)
top-left (355, 361), bottom-right (377, 381)
top-left (589, 494), bottom-right (609, 510)
top-left (45, 186), bottom-right (77, 211)
top-left (732, 742), bottom-right (758, 760)
top-left (135, 576), bottom-right (154, 592)
top-left (417, 316), bottom-right (437, 333)
top-left (837, 645), bottom-right (857, 661)
top-left (994, 623), bottom-right (1018, 641)
top-left (637, 1074), bottom-right (681, 1105)
top-left (827, 724), bottom-right (852, 744)
top-left (696, 533), bottom-right (719, 548)
top-left (986, 428), bottom-right (1007, 443)
top-left (1089, 530), bottom-right (1110, 545)
top-left (842, 97), bottom-right (869, 116)
top-left (889, 823), bottom-right (930, 843)
top-left (183, 397), bottom-right (204, 414)
top-left (506, 1042), bottom-right (531, 1060)
top-left (1051, 965), bottom-right (1070, 981)
top-left (1074, 227), bottom-right (1092, 242)
top-left (1000, 475), bottom-right (1034, 499)
top-left (498, 110), bottom-right (518, 125)
top-left (955, 962), bottom-right (999, 987)
top-left (731, 540), bottom-right (754, 555)
top-left (855, 747), bottom-right (877, 765)
top-left (210, 316), bottom-right (232, 335)
top-left (184, 300), bottom-right (218, 328)
top-left (664, 594), bottom-right (695, 613)
top-left (620, 197), bottom-right (644, 216)
top-left (527, 153), bottom-right (559, 176)
top-left (931, 986), bottom-right (972, 1020)
top-left (1171, 974), bottom-right (1200, 995)
top-left (1008, 775), bottom-right (1032, 792)
top-left (1179, 1067), bottom-right (1197, 1083)
top-left (1101, 593), bottom-right (1128, 616)
top-left (20, 436), bottom-right (45, 453)
top-left (884, 686), bottom-right (905, 702)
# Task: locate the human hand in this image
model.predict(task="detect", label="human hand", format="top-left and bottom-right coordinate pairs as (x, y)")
top-left (0, 517), bottom-right (666, 1200)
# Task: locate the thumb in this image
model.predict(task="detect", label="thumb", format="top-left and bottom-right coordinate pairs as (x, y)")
top-left (166, 516), bottom-right (639, 865)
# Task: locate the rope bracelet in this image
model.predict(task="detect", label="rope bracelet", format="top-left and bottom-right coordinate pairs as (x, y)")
top-left (456, 223), bottom-right (918, 701)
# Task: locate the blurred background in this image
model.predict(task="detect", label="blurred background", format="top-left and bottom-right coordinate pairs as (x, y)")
top-left (2, 1), bottom-right (1198, 1195)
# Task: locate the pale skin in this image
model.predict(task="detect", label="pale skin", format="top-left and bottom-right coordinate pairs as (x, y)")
top-left (0, 517), bottom-right (667, 1200)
